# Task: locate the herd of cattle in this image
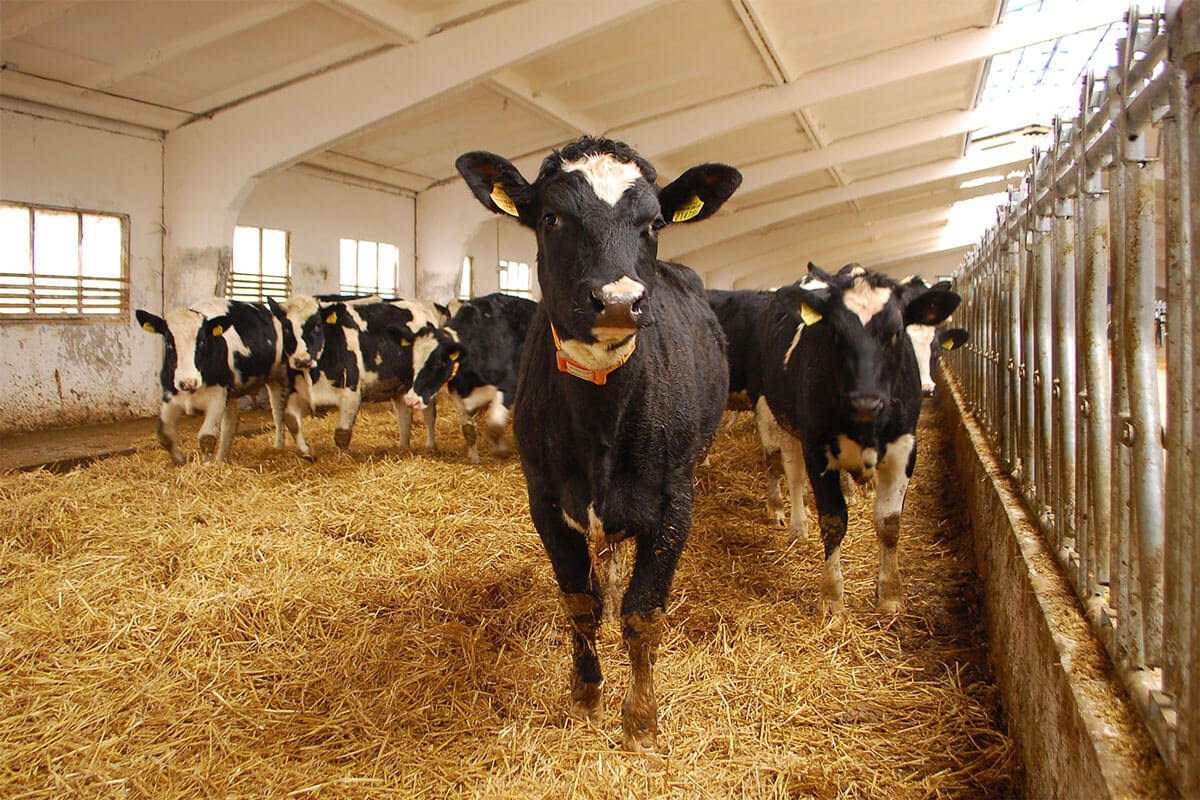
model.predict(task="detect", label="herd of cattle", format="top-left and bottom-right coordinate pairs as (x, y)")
top-left (135, 136), bottom-right (967, 752)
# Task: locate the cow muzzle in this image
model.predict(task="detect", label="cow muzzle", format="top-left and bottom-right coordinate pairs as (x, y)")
top-left (403, 390), bottom-right (425, 410)
top-left (849, 392), bottom-right (885, 422)
top-left (290, 354), bottom-right (314, 370)
top-left (589, 276), bottom-right (646, 337)
top-left (176, 378), bottom-right (200, 393)
top-left (922, 383), bottom-right (936, 397)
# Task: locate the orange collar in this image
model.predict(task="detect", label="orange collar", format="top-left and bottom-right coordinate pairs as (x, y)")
top-left (550, 322), bottom-right (636, 386)
top-left (441, 360), bottom-right (460, 389)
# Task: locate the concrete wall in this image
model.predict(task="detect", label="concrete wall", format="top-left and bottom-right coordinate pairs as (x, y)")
top-left (239, 169), bottom-right (416, 298)
top-left (0, 104), bottom-right (165, 435)
top-left (463, 217), bottom-right (538, 300)
top-left (939, 369), bottom-right (1178, 800)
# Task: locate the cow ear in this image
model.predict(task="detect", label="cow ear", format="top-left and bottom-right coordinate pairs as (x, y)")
top-left (267, 297), bottom-right (286, 320)
top-left (904, 288), bottom-right (961, 327)
top-left (937, 327), bottom-right (970, 351)
top-left (456, 151), bottom-right (534, 225)
top-left (776, 282), bottom-right (830, 326)
top-left (204, 314), bottom-right (232, 338)
top-left (136, 309), bottom-right (166, 335)
top-left (658, 164), bottom-right (742, 224)
top-left (434, 302), bottom-right (451, 322)
top-left (386, 324), bottom-right (414, 347)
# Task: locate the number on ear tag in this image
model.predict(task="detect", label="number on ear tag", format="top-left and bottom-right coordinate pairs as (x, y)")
top-left (672, 194), bottom-right (704, 223)
top-left (799, 304), bottom-right (822, 326)
top-left (491, 183), bottom-right (519, 217)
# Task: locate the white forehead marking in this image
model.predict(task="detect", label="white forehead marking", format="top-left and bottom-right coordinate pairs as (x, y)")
top-left (799, 275), bottom-right (829, 291)
top-left (842, 277), bottom-right (892, 326)
top-left (561, 153), bottom-right (643, 206)
top-left (907, 324), bottom-right (936, 386)
top-left (411, 330), bottom-right (439, 375)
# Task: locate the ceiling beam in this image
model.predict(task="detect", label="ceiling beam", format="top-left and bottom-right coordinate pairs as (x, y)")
top-left (1, 2), bottom-right (83, 41)
top-left (321, 0), bottom-right (428, 41)
top-left (614, 4), bottom-right (1122, 158)
top-left (662, 147), bottom-right (1029, 260)
top-left (693, 179), bottom-right (1007, 278)
top-left (84, 6), bottom-right (298, 88)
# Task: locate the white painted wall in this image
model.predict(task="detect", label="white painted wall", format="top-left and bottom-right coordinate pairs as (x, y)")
top-left (464, 217), bottom-right (539, 300)
top-left (239, 168), bottom-right (417, 297)
top-left (0, 104), bottom-right (165, 436)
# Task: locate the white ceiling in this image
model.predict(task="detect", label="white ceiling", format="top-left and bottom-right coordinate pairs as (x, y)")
top-left (0, 0), bottom-right (1123, 287)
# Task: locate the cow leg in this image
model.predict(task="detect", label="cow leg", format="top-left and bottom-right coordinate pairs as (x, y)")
top-left (157, 401), bottom-right (187, 466)
top-left (451, 392), bottom-right (481, 464)
top-left (807, 448), bottom-right (849, 617)
top-left (873, 433), bottom-right (916, 614)
top-left (333, 392), bottom-right (361, 457)
top-left (619, 496), bottom-right (691, 753)
top-left (779, 433), bottom-right (811, 542)
top-left (213, 397), bottom-right (239, 464)
top-left (754, 398), bottom-right (788, 527)
top-left (266, 382), bottom-right (286, 449)
top-left (530, 491), bottom-right (604, 722)
top-left (284, 393), bottom-right (314, 460)
top-left (196, 390), bottom-right (227, 461)
top-left (485, 394), bottom-right (511, 458)
top-left (422, 404), bottom-right (437, 451)
top-left (392, 399), bottom-right (413, 451)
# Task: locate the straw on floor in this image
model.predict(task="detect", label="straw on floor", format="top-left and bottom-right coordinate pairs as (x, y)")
top-left (0, 398), bottom-right (1019, 799)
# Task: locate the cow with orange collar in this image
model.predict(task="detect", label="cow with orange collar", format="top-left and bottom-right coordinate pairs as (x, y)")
top-left (456, 136), bottom-right (739, 752)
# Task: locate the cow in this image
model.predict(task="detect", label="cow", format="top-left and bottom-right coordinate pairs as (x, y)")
top-left (755, 263), bottom-right (960, 616)
top-left (456, 136), bottom-right (740, 751)
top-left (401, 292), bottom-right (537, 464)
top-left (136, 297), bottom-right (286, 465)
top-left (272, 296), bottom-right (441, 458)
top-left (898, 276), bottom-right (968, 396)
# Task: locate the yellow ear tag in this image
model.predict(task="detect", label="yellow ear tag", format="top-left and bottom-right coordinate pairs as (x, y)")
top-left (326, 311), bottom-right (338, 324)
top-left (400, 337), bottom-right (412, 347)
top-left (941, 339), bottom-right (957, 350)
top-left (448, 350), bottom-right (460, 361)
top-left (672, 194), bottom-right (704, 223)
top-left (491, 183), bottom-right (519, 217)
top-left (142, 322), bottom-right (157, 332)
top-left (211, 325), bottom-right (224, 337)
top-left (799, 304), bottom-right (822, 326)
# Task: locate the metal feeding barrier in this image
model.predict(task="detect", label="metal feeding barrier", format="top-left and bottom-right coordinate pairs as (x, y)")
top-left (952, 4), bottom-right (1199, 793)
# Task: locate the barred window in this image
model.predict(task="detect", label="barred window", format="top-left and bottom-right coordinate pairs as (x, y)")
top-left (339, 238), bottom-right (398, 297)
top-left (0, 202), bottom-right (128, 319)
top-left (498, 259), bottom-right (532, 299)
top-left (228, 225), bottom-right (290, 302)
top-left (459, 256), bottom-right (474, 301)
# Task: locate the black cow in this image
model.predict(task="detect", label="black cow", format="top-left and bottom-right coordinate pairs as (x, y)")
top-left (136, 297), bottom-right (286, 465)
top-left (402, 292), bottom-right (537, 463)
top-left (456, 136), bottom-right (739, 751)
top-left (757, 264), bottom-right (960, 616)
top-left (276, 297), bottom-right (441, 458)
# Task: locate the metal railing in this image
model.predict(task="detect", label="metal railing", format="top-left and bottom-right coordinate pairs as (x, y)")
top-left (952, 5), bottom-right (1198, 793)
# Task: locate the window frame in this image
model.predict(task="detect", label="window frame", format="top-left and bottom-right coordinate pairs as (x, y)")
top-left (227, 225), bottom-right (292, 303)
top-left (0, 200), bottom-right (131, 323)
top-left (338, 237), bottom-right (399, 298)
top-left (497, 259), bottom-right (533, 299)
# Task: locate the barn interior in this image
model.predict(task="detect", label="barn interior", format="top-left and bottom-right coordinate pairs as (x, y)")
top-left (2, 1), bottom-right (1196, 798)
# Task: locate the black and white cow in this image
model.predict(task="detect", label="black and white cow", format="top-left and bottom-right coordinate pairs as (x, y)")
top-left (756, 264), bottom-right (960, 616)
top-left (401, 292), bottom-right (537, 464)
top-left (273, 296), bottom-right (441, 458)
top-left (897, 277), bottom-right (968, 396)
top-left (456, 136), bottom-right (739, 751)
top-left (136, 297), bottom-right (286, 465)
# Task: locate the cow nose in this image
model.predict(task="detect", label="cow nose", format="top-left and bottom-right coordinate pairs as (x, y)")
top-left (922, 383), bottom-right (936, 397)
top-left (292, 355), bottom-right (313, 369)
top-left (177, 378), bottom-right (199, 392)
top-left (403, 390), bottom-right (424, 410)
top-left (849, 393), bottom-right (884, 420)
top-left (591, 277), bottom-right (646, 330)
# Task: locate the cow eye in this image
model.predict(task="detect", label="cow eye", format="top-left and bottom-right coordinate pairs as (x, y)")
top-left (541, 213), bottom-right (559, 230)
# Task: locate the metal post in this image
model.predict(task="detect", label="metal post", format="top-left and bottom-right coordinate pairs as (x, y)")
top-left (1033, 157), bottom-right (1057, 541)
top-left (1053, 119), bottom-right (1079, 563)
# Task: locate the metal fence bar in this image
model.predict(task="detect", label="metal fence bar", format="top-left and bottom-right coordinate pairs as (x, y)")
top-left (952, 10), bottom-right (1197, 790)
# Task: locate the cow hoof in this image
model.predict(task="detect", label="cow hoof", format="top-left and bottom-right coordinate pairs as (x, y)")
top-left (198, 434), bottom-right (217, 455)
top-left (467, 452), bottom-right (482, 465)
top-left (767, 506), bottom-right (786, 527)
top-left (169, 450), bottom-right (187, 466)
top-left (568, 681), bottom-right (602, 722)
top-left (876, 598), bottom-right (903, 616)
top-left (621, 724), bottom-right (663, 754)
top-left (820, 597), bottom-right (846, 619)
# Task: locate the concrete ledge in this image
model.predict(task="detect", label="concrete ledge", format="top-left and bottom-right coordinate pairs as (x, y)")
top-left (939, 372), bottom-right (1178, 800)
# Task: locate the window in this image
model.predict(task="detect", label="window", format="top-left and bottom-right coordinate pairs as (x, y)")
top-left (459, 256), bottom-right (474, 301)
top-left (0, 202), bottom-right (128, 319)
top-left (339, 238), bottom-right (398, 297)
top-left (228, 225), bottom-right (290, 302)
top-left (498, 259), bottom-right (532, 298)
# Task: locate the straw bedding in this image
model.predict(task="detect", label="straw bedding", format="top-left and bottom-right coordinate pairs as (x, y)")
top-left (0, 399), bottom-right (1019, 798)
